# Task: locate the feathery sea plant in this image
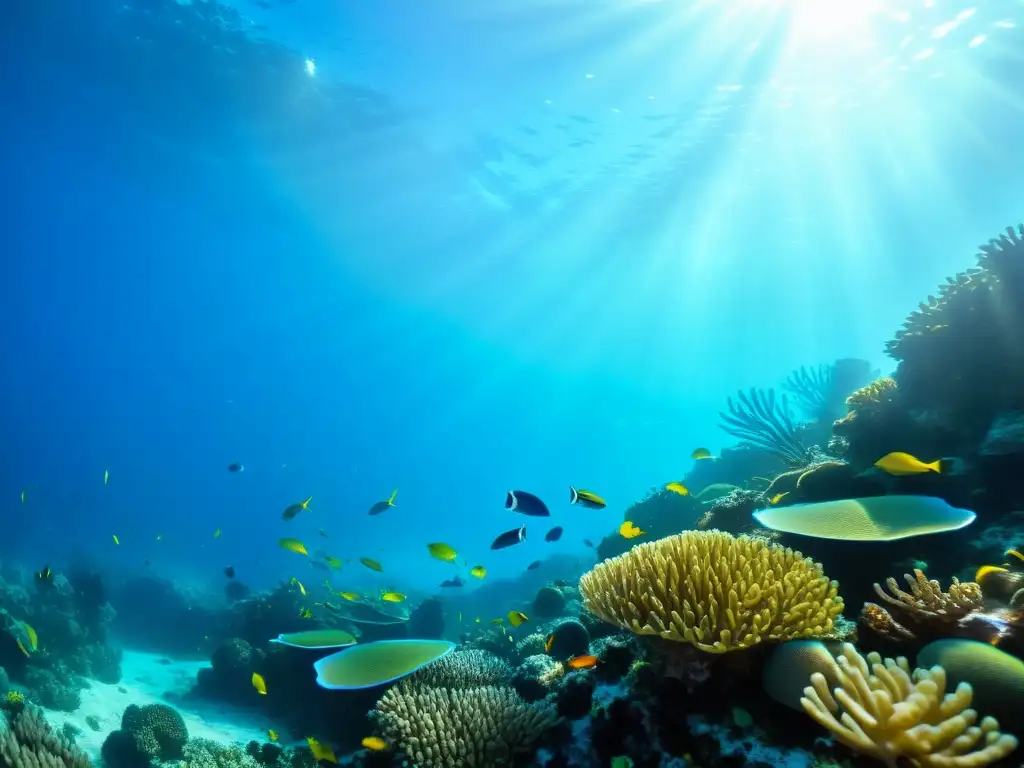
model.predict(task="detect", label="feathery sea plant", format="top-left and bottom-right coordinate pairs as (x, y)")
top-left (718, 387), bottom-right (808, 466)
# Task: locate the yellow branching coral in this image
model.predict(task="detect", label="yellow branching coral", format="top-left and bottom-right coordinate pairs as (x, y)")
top-left (372, 684), bottom-right (555, 767)
top-left (846, 377), bottom-right (898, 409)
top-left (801, 643), bottom-right (1018, 767)
top-left (875, 570), bottom-right (983, 621)
top-left (0, 703), bottom-right (90, 768)
top-left (578, 529), bottom-right (844, 653)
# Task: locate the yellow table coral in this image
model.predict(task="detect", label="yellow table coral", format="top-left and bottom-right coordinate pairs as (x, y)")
top-left (801, 643), bottom-right (1018, 767)
top-left (578, 529), bottom-right (844, 653)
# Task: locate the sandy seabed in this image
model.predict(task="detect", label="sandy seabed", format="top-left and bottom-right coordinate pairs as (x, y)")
top-left (42, 649), bottom-right (278, 762)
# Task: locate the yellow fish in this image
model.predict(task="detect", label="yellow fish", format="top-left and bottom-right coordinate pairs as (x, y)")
top-left (306, 737), bottom-right (337, 764)
top-left (491, 618), bottom-right (504, 624)
top-left (1006, 549), bottom-right (1024, 564)
top-left (291, 577), bottom-right (307, 596)
top-left (619, 521), bottom-right (645, 539)
top-left (24, 624), bottom-right (38, 652)
top-left (252, 672), bottom-right (267, 695)
top-left (359, 557), bottom-right (383, 572)
top-left (338, 591), bottom-right (360, 601)
top-left (665, 482), bottom-right (689, 496)
top-left (112, 534), bottom-right (120, 545)
top-left (475, 617), bottom-right (481, 623)
top-left (381, 591), bottom-right (406, 603)
top-left (298, 607), bottom-right (313, 619)
top-left (361, 736), bottom-right (387, 751)
top-left (507, 610), bottom-right (528, 628)
top-left (213, 528), bottom-right (221, 539)
top-left (268, 730), bottom-right (278, 742)
top-left (469, 565), bottom-right (487, 579)
top-left (690, 448), bottom-right (713, 460)
top-left (545, 634), bottom-right (555, 653)
top-left (282, 496), bottom-right (312, 521)
top-left (278, 538), bottom-right (308, 556)
top-left (104, 470), bottom-right (109, 485)
top-left (16, 640), bottom-right (29, 658)
top-left (769, 492), bottom-right (789, 505)
top-left (975, 565), bottom-right (1008, 583)
top-left (367, 489), bottom-right (398, 516)
top-left (324, 556), bottom-right (342, 569)
top-left (874, 452), bottom-right (941, 476)
top-left (427, 542), bottom-right (458, 562)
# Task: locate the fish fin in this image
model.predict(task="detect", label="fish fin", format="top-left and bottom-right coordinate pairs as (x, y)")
top-left (388, 488), bottom-right (398, 505)
top-left (569, 486), bottom-right (578, 504)
top-left (506, 491), bottom-right (517, 510)
top-left (1006, 549), bottom-right (1024, 564)
top-left (927, 460), bottom-right (942, 473)
top-left (519, 524), bottom-right (527, 541)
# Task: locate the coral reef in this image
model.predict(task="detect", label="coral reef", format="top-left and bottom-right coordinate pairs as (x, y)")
top-left (0, 702), bottom-right (89, 768)
top-left (372, 683), bottom-right (555, 767)
top-left (531, 587), bottom-right (566, 619)
top-left (119, 703), bottom-right (189, 762)
top-left (801, 643), bottom-right (1018, 766)
top-left (580, 530), bottom-right (844, 652)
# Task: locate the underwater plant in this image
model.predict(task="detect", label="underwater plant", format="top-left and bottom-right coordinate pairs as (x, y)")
top-left (718, 388), bottom-right (809, 466)
top-left (783, 358), bottom-right (875, 424)
top-left (860, 569), bottom-right (983, 643)
top-left (579, 529), bottom-right (844, 653)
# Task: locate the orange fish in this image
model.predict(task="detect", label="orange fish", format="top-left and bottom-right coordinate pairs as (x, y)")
top-left (567, 655), bottom-right (598, 670)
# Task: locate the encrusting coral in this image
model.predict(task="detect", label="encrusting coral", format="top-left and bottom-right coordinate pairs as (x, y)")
top-left (579, 529), bottom-right (844, 653)
top-left (372, 683), bottom-right (555, 767)
top-left (0, 702), bottom-right (89, 768)
top-left (800, 643), bottom-right (1018, 767)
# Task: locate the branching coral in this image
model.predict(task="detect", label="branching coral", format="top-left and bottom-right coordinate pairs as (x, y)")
top-left (372, 684), bottom-right (555, 767)
top-left (719, 388), bottom-right (809, 465)
top-left (885, 224), bottom-right (1024, 412)
top-left (861, 570), bottom-right (983, 643)
top-left (578, 530), bottom-right (844, 653)
top-left (801, 643), bottom-right (1018, 767)
top-left (0, 703), bottom-right (89, 768)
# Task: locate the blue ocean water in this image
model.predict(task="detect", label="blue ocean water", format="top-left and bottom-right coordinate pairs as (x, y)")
top-left (1, 0), bottom-right (1021, 594)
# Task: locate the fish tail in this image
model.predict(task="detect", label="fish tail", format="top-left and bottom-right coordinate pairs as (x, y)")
top-left (506, 491), bottom-right (517, 510)
top-left (388, 488), bottom-right (398, 504)
top-left (519, 524), bottom-right (527, 541)
top-left (1006, 549), bottom-right (1024, 564)
top-left (927, 460), bottom-right (942, 473)
top-left (569, 486), bottom-right (578, 504)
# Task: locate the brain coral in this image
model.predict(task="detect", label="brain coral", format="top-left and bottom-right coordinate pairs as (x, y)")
top-left (373, 684), bottom-right (555, 767)
top-left (579, 529), bottom-right (844, 653)
top-left (121, 703), bottom-right (189, 761)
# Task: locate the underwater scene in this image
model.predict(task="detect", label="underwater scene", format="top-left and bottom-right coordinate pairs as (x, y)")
top-left (3, 0), bottom-right (1024, 766)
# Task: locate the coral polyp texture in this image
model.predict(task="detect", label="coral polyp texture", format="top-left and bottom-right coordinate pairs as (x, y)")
top-left (0, 703), bottom-right (89, 768)
top-left (801, 643), bottom-right (1018, 767)
top-left (578, 529), bottom-right (844, 653)
top-left (372, 683), bottom-right (556, 767)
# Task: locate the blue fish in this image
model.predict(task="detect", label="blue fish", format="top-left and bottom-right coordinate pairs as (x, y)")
top-left (506, 490), bottom-right (550, 517)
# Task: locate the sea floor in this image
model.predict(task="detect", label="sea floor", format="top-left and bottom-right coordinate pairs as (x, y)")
top-left (42, 649), bottom-right (277, 762)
